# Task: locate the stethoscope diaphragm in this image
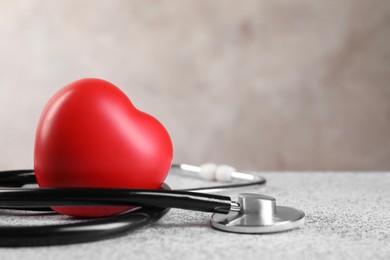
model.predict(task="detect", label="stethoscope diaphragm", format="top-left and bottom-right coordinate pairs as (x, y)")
top-left (210, 193), bottom-right (305, 234)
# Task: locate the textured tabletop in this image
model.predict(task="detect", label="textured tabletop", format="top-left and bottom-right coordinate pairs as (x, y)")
top-left (0, 172), bottom-right (389, 260)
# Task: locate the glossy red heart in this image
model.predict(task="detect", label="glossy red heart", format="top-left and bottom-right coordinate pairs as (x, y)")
top-left (34, 78), bottom-right (173, 217)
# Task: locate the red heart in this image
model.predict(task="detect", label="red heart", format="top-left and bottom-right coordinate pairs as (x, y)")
top-left (34, 78), bottom-right (173, 217)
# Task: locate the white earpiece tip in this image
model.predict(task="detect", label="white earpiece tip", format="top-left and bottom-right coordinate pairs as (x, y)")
top-left (199, 163), bottom-right (218, 181)
top-left (215, 164), bottom-right (235, 182)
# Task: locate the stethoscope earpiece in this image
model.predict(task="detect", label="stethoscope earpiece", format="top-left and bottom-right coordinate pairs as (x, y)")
top-left (211, 193), bottom-right (305, 234)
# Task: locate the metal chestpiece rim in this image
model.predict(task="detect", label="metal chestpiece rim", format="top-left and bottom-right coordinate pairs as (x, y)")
top-left (210, 193), bottom-right (305, 234)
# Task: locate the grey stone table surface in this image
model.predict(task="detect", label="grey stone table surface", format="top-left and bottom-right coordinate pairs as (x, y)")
top-left (0, 172), bottom-right (389, 260)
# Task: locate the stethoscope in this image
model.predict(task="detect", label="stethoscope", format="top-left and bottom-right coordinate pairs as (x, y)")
top-left (0, 163), bottom-right (305, 247)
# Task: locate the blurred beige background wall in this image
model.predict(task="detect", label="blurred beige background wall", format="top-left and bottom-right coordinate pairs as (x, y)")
top-left (0, 0), bottom-right (389, 171)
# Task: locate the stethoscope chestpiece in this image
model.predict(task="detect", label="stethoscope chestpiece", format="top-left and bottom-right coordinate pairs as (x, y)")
top-left (210, 193), bottom-right (305, 234)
